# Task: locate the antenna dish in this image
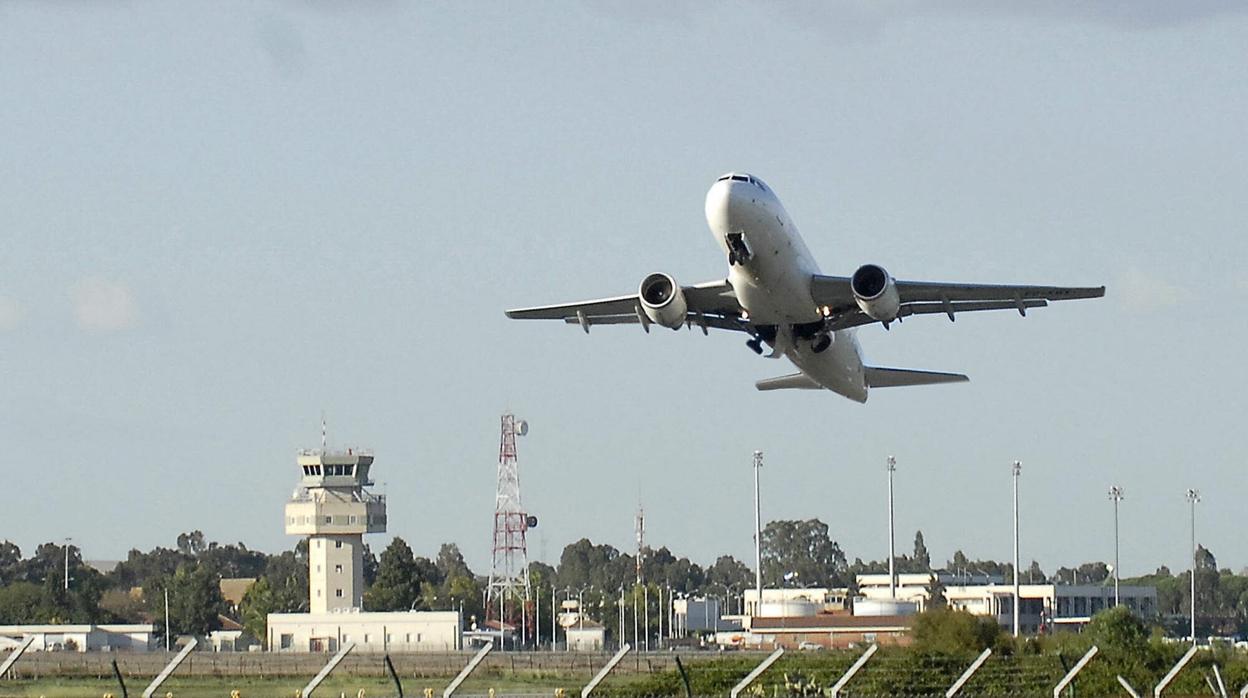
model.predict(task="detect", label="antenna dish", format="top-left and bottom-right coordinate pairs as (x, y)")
top-left (514, 420), bottom-right (528, 436)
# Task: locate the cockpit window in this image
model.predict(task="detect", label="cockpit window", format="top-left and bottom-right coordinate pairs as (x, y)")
top-left (718, 174), bottom-right (768, 191)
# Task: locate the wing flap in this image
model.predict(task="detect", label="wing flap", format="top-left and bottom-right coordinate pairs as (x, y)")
top-left (864, 366), bottom-right (969, 388)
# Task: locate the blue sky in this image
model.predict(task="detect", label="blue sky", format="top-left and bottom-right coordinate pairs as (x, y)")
top-left (1, 2), bottom-right (1246, 578)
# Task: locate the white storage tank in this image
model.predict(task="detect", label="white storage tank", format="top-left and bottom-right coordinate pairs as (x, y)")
top-left (757, 599), bottom-right (819, 618)
top-left (852, 598), bottom-right (918, 616)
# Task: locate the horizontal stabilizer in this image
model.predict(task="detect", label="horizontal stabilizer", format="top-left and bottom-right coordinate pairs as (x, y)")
top-left (865, 366), bottom-right (969, 388)
top-left (755, 373), bottom-right (821, 391)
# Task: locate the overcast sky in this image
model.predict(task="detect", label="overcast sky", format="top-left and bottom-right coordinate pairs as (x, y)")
top-left (2, 2), bottom-right (1246, 579)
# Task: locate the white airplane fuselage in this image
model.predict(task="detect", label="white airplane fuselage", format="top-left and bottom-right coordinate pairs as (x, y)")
top-left (704, 174), bottom-right (869, 402)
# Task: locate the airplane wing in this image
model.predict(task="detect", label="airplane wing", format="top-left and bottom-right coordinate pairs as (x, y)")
top-left (810, 275), bottom-right (1105, 331)
top-left (505, 280), bottom-right (748, 333)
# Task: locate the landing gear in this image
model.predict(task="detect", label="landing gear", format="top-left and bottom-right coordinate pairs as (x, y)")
top-left (811, 334), bottom-right (832, 354)
top-left (746, 337), bottom-right (764, 355)
top-left (726, 232), bottom-right (751, 266)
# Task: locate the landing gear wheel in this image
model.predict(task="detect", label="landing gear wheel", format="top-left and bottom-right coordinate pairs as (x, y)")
top-left (728, 251), bottom-right (739, 266)
top-left (746, 338), bottom-right (763, 355)
top-left (811, 334), bottom-right (832, 354)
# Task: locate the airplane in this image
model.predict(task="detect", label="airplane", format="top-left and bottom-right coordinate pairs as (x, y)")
top-left (505, 172), bottom-right (1105, 403)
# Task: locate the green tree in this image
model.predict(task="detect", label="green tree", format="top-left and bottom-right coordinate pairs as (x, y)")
top-left (175, 530), bottom-right (208, 557)
top-left (1085, 605), bottom-right (1149, 655)
top-left (0, 541), bottom-right (21, 584)
top-left (0, 582), bottom-right (45, 623)
top-left (912, 531), bottom-right (931, 571)
top-left (912, 607), bottom-right (1001, 653)
top-left (145, 565), bottom-right (225, 636)
top-left (238, 577), bottom-right (279, 646)
top-left (760, 519), bottom-right (847, 588)
top-left (364, 537), bottom-right (426, 611)
top-left (435, 543), bottom-right (473, 580)
top-left (705, 555), bottom-right (753, 590)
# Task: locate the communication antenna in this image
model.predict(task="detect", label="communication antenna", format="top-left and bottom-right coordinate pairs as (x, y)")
top-left (635, 504), bottom-right (645, 584)
top-left (487, 413), bottom-right (535, 640)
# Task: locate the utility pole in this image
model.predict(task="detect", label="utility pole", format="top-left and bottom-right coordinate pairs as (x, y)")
top-left (1012, 461), bottom-right (1021, 638)
top-left (887, 456), bottom-right (897, 599)
top-left (753, 450), bottom-right (764, 615)
top-left (1108, 486), bottom-right (1124, 607)
top-left (63, 538), bottom-right (72, 591)
top-left (1186, 488), bottom-right (1201, 646)
top-left (164, 587), bottom-right (171, 652)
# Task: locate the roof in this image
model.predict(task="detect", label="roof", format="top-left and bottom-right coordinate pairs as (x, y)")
top-left (750, 614), bottom-right (913, 631)
top-left (566, 619), bottom-right (605, 631)
top-left (218, 578), bottom-right (257, 605)
top-left (0, 624), bottom-right (155, 634)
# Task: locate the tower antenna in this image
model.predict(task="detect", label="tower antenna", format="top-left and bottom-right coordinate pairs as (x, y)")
top-left (487, 413), bottom-right (534, 645)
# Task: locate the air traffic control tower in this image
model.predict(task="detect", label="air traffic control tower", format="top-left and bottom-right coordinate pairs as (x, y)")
top-left (284, 448), bottom-right (387, 613)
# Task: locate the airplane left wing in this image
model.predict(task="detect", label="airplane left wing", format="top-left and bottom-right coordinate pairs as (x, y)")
top-left (811, 274), bottom-right (1104, 331)
top-left (505, 279), bottom-right (747, 333)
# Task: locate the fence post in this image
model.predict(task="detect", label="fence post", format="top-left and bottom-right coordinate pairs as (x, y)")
top-left (1213, 664), bottom-right (1228, 698)
top-left (0, 636), bottom-right (34, 678)
top-left (443, 644), bottom-right (493, 698)
top-left (142, 638), bottom-right (199, 698)
top-left (945, 648), bottom-right (992, 698)
top-left (1053, 646), bottom-right (1099, 698)
top-left (829, 644), bottom-right (879, 698)
top-left (729, 647), bottom-right (785, 698)
top-left (301, 641), bottom-right (355, 698)
top-left (1117, 676), bottom-right (1141, 698)
top-left (674, 655), bottom-right (692, 698)
top-left (111, 658), bottom-right (129, 698)
top-left (582, 643), bottom-right (633, 698)
top-left (1153, 645), bottom-right (1200, 698)
top-left (383, 654), bottom-right (403, 698)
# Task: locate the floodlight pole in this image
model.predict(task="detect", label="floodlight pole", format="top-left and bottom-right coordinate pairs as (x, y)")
top-left (887, 456), bottom-right (897, 599)
top-left (1109, 486), bottom-right (1124, 607)
top-left (1186, 488), bottom-right (1201, 646)
top-left (753, 450), bottom-right (764, 614)
top-left (1012, 461), bottom-right (1021, 638)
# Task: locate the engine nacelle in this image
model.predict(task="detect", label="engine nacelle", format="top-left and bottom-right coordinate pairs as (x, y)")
top-left (851, 263), bottom-right (900, 322)
top-left (639, 272), bottom-right (688, 330)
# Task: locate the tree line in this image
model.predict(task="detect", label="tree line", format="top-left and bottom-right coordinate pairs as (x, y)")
top-left (3, 519), bottom-right (1247, 644)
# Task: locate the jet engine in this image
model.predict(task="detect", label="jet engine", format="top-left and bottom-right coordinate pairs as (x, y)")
top-left (639, 272), bottom-right (688, 329)
top-left (851, 263), bottom-right (900, 322)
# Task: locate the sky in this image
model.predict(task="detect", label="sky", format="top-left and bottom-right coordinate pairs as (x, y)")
top-left (2, 2), bottom-right (1246, 580)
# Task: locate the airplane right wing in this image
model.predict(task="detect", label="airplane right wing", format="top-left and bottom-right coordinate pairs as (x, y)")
top-left (811, 274), bottom-right (1105, 331)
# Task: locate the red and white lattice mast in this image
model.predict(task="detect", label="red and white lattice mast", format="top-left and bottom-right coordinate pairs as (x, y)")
top-left (487, 413), bottom-right (534, 633)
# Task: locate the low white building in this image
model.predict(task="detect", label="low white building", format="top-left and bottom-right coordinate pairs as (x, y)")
top-left (267, 611), bottom-right (462, 653)
top-left (0, 624), bottom-right (155, 652)
top-left (742, 587), bottom-right (850, 617)
top-left (565, 620), bottom-right (606, 651)
top-left (854, 573), bottom-right (1157, 633)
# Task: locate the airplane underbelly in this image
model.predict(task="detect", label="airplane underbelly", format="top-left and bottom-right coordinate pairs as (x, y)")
top-left (787, 331), bottom-right (867, 402)
top-left (727, 234), bottom-right (820, 324)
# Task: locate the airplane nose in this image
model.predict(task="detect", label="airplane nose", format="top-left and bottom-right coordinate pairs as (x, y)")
top-left (705, 179), bottom-right (749, 230)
